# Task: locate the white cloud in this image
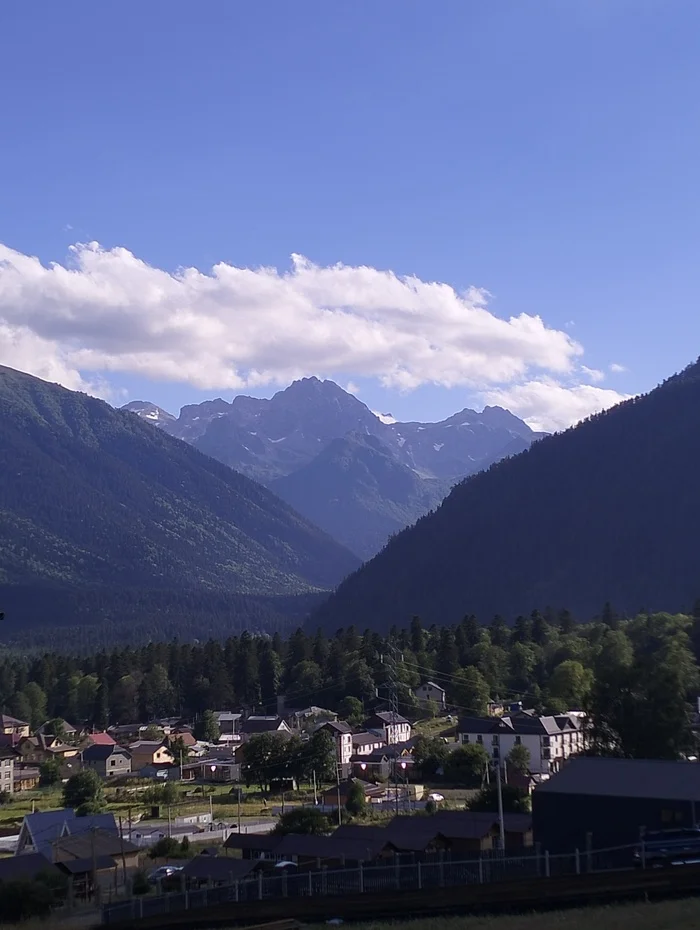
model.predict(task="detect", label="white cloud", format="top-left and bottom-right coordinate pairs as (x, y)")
top-left (481, 378), bottom-right (631, 432)
top-left (0, 241), bottom-right (583, 396)
top-left (580, 365), bottom-right (605, 383)
top-left (345, 381), bottom-right (361, 395)
top-left (609, 362), bottom-right (627, 373)
top-left (0, 241), bottom-right (630, 429)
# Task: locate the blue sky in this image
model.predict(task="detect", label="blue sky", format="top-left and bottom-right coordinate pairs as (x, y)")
top-left (1, 1), bottom-right (699, 430)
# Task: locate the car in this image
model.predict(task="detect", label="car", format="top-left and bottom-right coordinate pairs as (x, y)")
top-left (148, 865), bottom-right (184, 884)
top-left (633, 828), bottom-right (700, 868)
top-left (427, 792), bottom-right (445, 802)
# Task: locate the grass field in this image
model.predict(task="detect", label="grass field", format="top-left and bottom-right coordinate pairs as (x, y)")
top-left (347, 896), bottom-right (700, 930)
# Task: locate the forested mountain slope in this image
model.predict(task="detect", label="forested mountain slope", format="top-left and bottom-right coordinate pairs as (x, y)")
top-left (0, 366), bottom-right (358, 637)
top-left (311, 358), bottom-right (700, 632)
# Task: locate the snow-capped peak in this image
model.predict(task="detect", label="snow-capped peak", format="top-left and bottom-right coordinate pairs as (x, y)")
top-left (373, 411), bottom-right (397, 425)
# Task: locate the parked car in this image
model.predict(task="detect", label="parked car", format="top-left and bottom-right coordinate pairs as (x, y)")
top-left (148, 865), bottom-right (184, 885)
top-left (634, 828), bottom-right (700, 868)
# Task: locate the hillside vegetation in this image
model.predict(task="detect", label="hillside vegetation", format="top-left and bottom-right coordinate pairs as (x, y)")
top-left (0, 366), bottom-right (357, 639)
top-left (312, 358), bottom-right (700, 631)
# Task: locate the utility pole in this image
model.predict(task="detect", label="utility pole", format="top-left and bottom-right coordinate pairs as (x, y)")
top-left (312, 769), bottom-right (318, 806)
top-left (495, 759), bottom-right (505, 850)
top-left (118, 816), bottom-right (127, 887)
top-left (336, 762), bottom-right (342, 827)
top-left (237, 787), bottom-right (242, 833)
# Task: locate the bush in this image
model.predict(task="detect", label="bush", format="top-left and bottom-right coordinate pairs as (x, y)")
top-left (345, 781), bottom-right (367, 817)
top-left (132, 869), bottom-right (150, 895)
top-left (273, 807), bottom-right (331, 836)
top-left (63, 769), bottom-right (104, 812)
top-left (148, 837), bottom-right (182, 859)
top-left (0, 880), bottom-right (55, 922)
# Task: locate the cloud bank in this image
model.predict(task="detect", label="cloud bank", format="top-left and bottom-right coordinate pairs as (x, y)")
top-left (0, 241), bottom-right (627, 429)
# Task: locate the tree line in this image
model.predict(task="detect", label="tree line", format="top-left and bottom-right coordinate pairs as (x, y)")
top-left (2, 604), bottom-right (699, 760)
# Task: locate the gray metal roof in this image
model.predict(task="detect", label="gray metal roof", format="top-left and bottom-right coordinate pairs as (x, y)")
top-left (535, 757), bottom-right (700, 800)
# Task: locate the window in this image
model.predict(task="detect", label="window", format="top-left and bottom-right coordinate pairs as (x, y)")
top-left (462, 734), bottom-right (470, 743)
top-left (110, 759), bottom-right (116, 767)
top-left (476, 735), bottom-right (483, 743)
top-left (543, 748), bottom-right (550, 759)
top-left (542, 736), bottom-right (550, 747)
top-left (514, 736), bottom-right (522, 745)
top-left (493, 748), bottom-right (500, 758)
top-left (492, 735), bottom-right (499, 745)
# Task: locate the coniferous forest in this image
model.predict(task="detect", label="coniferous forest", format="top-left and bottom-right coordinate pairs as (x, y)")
top-left (2, 607), bottom-right (699, 761)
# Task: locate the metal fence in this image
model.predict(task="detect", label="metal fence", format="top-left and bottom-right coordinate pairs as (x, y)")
top-left (101, 843), bottom-right (639, 925)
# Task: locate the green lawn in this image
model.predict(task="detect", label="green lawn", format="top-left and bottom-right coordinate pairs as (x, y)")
top-left (413, 716), bottom-right (457, 740)
top-left (347, 897), bottom-right (700, 930)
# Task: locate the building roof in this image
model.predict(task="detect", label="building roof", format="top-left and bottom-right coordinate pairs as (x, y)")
top-left (223, 832), bottom-right (281, 852)
top-left (365, 711), bottom-right (410, 727)
top-left (535, 757), bottom-right (700, 801)
top-left (57, 855), bottom-right (117, 874)
top-left (82, 744), bottom-right (131, 762)
top-left (86, 731), bottom-right (116, 746)
top-left (240, 716), bottom-right (288, 734)
top-left (458, 714), bottom-right (566, 737)
top-left (18, 810), bottom-right (118, 859)
top-left (320, 720), bottom-right (353, 735)
top-left (274, 834), bottom-right (383, 861)
top-left (183, 856), bottom-right (256, 882)
top-left (37, 719), bottom-right (78, 736)
top-left (352, 732), bottom-right (385, 747)
top-left (417, 681), bottom-right (447, 693)
top-left (0, 713), bottom-right (29, 728)
top-left (54, 828), bottom-right (140, 860)
top-left (0, 852), bottom-right (61, 883)
top-left (128, 740), bottom-right (168, 750)
top-left (215, 712), bottom-right (242, 723)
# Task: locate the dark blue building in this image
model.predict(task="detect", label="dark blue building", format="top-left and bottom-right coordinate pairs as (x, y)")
top-left (532, 757), bottom-right (700, 853)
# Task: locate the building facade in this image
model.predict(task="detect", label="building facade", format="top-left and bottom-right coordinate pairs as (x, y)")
top-left (457, 711), bottom-right (585, 775)
top-left (363, 712), bottom-right (412, 746)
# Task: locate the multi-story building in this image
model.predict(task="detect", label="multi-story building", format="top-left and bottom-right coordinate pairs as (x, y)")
top-left (363, 711), bottom-right (412, 746)
top-left (317, 720), bottom-right (353, 774)
top-left (414, 681), bottom-right (447, 710)
top-left (457, 711), bottom-right (585, 775)
top-left (0, 715), bottom-right (30, 739)
top-left (0, 748), bottom-right (15, 795)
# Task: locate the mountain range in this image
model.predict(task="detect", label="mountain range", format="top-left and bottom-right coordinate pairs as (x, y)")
top-left (0, 365), bottom-right (357, 643)
top-left (310, 357), bottom-right (700, 632)
top-left (124, 378), bottom-right (540, 558)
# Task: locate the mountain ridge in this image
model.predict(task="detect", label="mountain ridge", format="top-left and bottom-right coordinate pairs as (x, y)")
top-left (125, 377), bottom-right (538, 556)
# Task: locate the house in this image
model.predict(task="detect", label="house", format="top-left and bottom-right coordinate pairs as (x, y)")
top-left (273, 833), bottom-right (386, 867)
top-left (82, 744), bottom-right (132, 778)
top-left (223, 831), bottom-right (281, 860)
top-left (363, 711), bottom-right (412, 746)
top-left (128, 741), bottom-right (175, 771)
top-left (37, 719), bottom-right (78, 741)
top-left (16, 810), bottom-right (118, 857)
top-left (321, 778), bottom-right (385, 808)
top-left (14, 766), bottom-right (40, 791)
top-left (0, 853), bottom-right (62, 884)
top-left (239, 716), bottom-right (292, 741)
top-left (414, 681), bottom-right (447, 710)
top-left (214, 713), bottom-right (242, 743)
top-left (0, 714), bottom-right (30, 738)
top-left (352, 732), bottom-right (386, 756)
top-left (457, 711), bottom-right (585, 775)
top-left (168, 729), bottom-right (197, 753)
top-left (351, 746), bottom-right (414, 781)
top-left (52, 827), bottom-right (140, 870)
top-left (183, 755), bottom-right (241, 783)
top-left (318, 720), bottom-right (353, 772)
top-left (0, 747), bottom-right (15, 794)
top-left (533, 757), bottom-right (700, 853)
top-left (83, 731), bottom-right (116, 749)
top-left (55, 856), bottom-right (118, 899)
top-left (17, 734), bottom-right (80, 765)
top-left (182, 855), bottom-right (256, 888)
